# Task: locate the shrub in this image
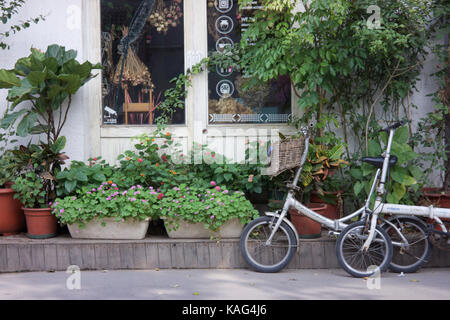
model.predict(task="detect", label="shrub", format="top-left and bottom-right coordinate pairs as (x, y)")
top-left (159, 184), bottom-right (259, 232)
top-left (52, 181), bottom-right (161, 228)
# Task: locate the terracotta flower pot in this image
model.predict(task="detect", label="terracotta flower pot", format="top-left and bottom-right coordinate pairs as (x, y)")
top-left (23, 208), bottom-right (58, 239)
top-left (0, 188), bottom-right (25, 236)
top-left (422, 188), bottom-right (450, 208)
top-left (289, 203), bottom-right (327, 239)
top-left (310, 191), bottom-right (342, 220)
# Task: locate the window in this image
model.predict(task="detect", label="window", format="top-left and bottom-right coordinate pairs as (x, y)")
top-left (207, 0), bottom-right (292, 124)
top-left (101, 0), bottom-right (185, 125)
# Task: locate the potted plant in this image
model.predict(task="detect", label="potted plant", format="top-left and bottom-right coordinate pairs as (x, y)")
top-left (159, 184), bottom-right (259, 239)
top-left (0, 148), bottom-right (25, 236)
top-left (52, 182), bottom-right (160, 239)
top-left (304, 140), bottom-right (348, 207)
top-left (11, 169), bottom-right (57, 238)
top-left (0, 44), bottom-right (101, 227)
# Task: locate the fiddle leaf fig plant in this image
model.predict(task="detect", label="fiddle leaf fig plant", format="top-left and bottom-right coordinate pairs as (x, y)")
top-left (0, 44), bottom-right (101, 141)
top-left (0, 44), bottom-right (102, 203)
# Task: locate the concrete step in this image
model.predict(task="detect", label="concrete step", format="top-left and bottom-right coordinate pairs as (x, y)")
top-left (0, 233), bottom-right (449, 273)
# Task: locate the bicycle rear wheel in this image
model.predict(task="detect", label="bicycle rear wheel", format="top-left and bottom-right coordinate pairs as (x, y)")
top-left (336, 221), bottom-right (393, 278)
top-left (240, 216), bottom-right (297, 273)
top-left (383, 217), bottom-right (432, 273)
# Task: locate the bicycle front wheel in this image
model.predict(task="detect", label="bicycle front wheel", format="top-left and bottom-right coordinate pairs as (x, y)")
top-left (336, 221), bottom-right (393, 278)
top-left (240, 216), bottom-right (297, 273)
top-left (383, 217), bottom-right (432, 273)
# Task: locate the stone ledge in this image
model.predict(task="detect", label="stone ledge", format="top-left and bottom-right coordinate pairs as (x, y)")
top-left (0, 233), bottom-right (448, 273)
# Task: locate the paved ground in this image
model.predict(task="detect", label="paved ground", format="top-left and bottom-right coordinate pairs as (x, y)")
top-left (0, 268), bottom-right (449, 300)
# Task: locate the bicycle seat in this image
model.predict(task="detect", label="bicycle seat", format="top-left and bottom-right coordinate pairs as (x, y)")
top-left (362, 155), bottom-right (397, 168)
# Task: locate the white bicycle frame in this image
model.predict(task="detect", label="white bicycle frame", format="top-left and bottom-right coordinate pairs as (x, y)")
top-left (265, 124), bottom-right (450, 251)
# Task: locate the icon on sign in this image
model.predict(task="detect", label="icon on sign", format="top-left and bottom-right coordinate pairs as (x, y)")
top-left (216, 16), bottom-right (234, 34)
top-left (215, 0), bottom-right (233, 13)
top-left (216, 37), bottom-right (234, 53)
top-left (216, 64), bottom-right (233, 77)
top-left (216, 80), bottom-right (235, 98)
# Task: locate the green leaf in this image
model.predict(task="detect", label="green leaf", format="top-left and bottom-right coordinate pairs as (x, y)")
top-left (368, 139), bottom-right (381, 157)
top-left (27, 71), bottom-right (47, 87)
top-left (29, 124), bottom-right (50, 134)
top-left (391, 183), bottom-right (406, 203)
top-left (45, 44), bottom-right (64, 63)
top-left (391, 167), bottom-right (417, 186)
top-left (92, 173), bottom-right (106, 182)
top-left (0, 69), bottom-right (21, 88)
top-left (409, 166), bottom-right (423, 180)
top-left (52, 136), bottom-right (67, 153)
top-left (354, 181), bottom-right (364, 196)
top-left (328, 144), bottom-right (344, 161)
top-left (0, 109), bottom-right (28, 129)
top-left (8, 78), bottom-right (33, 99)
top-left (394, 126), bottom-right (409, 144)
top-left (65, 180), bottom-right (77, 194)
top-left (75, 172), bottom-right (88, 182)
top-left (47, 84), bottom-right (65, 100)
top-left (62, 50), bottom-right (78, 63)
top-left (57, 74), bottom-right (81, 94)
top-left (16, 112), bottom-right (37, 137)
top-left (43, 57), bottom-right (59, 73)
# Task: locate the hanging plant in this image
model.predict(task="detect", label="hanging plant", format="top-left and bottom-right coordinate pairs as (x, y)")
top-left (113, 27), bottom-right (155, 92)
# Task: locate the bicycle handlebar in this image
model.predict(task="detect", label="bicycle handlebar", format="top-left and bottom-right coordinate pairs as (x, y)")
top-left (379, 121), bottom-right (406, 133)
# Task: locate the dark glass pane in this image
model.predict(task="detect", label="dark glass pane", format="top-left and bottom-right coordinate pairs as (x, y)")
top-left (101, 0), bottom-right (185, 125)
top-left (207, 0), bottom-right (292, 124)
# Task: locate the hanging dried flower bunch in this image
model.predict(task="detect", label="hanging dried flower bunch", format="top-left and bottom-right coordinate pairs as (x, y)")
top-left (113, 27), bottom-right (155, 92)
top-left (147, 0), bottom-right (183, 34)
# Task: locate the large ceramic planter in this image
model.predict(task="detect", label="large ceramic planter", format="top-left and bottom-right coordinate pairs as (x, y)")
top-left (0, 188), bottom-right (25, 236)
top-left (68, 217), bottom-right (150, 240)
top-left (289, 203), bottom-right (327, 239)
top-left (23, 208), bottom-right (57, 239)
top-left (164, 218), bottom-right (244, 239)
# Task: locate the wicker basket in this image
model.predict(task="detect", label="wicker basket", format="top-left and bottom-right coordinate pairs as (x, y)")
top-left (264, 137), bottom-right (305, 177)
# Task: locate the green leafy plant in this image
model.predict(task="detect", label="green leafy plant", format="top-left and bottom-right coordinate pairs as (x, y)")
top-left (55, 157), bottom-right (115, 197)
top-left (181, 141), bottom-right (267, 196)
top-left (350, 126), bottom-right (422, 205)
top-left (0, 44), bottom-right (101, 141)
top-left (0, 126), bottom-right (19, 187)
top-left (11, 168), bottom-right (47, 208)
top-left (301, 141), bottom-right (349, 190)
top-left (113, 128), bottom-right (180, 189)
top-left (52, 182), bottom-right (160, 228)
top-left (159, 184), bottom-right (259, 232)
